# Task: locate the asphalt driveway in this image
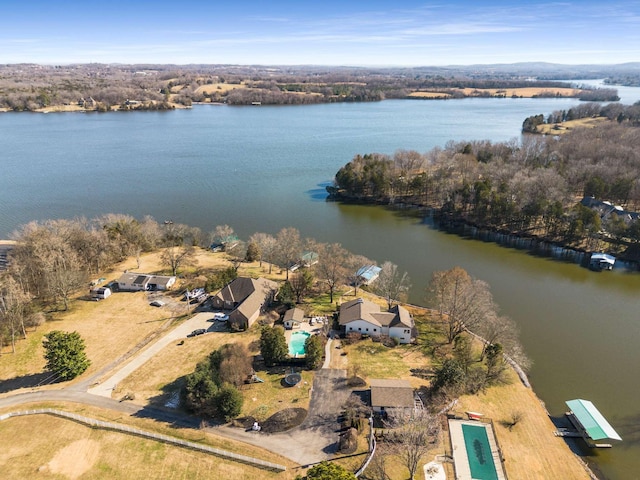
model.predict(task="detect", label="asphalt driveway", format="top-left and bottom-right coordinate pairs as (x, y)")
top-left (212, 368), bottom-right (351, 466)
top-left (88, 312), bottom-right (219, 397)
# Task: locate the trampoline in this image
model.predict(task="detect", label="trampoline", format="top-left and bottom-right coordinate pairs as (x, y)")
top-left (284, 372), bottom-right (302, 386)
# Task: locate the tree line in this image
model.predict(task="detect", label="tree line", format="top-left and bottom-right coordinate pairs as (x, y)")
top-left (522, 101), bottom-right (640, 132)
top-left (0, 213), bottom-right (413, 352)
top-left (0, 63), bottom-right (620, 110)
top-left (330, 117), bottom-right (640, 260)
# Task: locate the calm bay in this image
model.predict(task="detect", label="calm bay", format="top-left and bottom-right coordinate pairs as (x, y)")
top-left (2, 91), bottom-right (640, 478)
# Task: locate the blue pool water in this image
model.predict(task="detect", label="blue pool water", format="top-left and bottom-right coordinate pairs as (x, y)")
top-left (461, 424), bottom-right (499, 480)
top-left (289, 331), bottom-right (311, 356)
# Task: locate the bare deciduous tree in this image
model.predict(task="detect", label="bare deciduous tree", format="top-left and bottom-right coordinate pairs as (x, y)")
top-left (249, 232), bottom-right (278, 273)
top-left (315, 243), bottom-right (349, 303)
top-left (161, 245), bottom-right (196, 276)
top-left (372, 261), bottom-right (411, 310)
top-left (288, 269), bottom-right (314, 304)
top-left (346, 254), bottom-right (374, 297)
top-left (0, 276), bottom-right (31, 353)
top-left (384, 410), bottom-right (440, 480)
top-left (426, 266), bottom-right (496, 344)
top-left (275, 227), bottom-right (301, 280)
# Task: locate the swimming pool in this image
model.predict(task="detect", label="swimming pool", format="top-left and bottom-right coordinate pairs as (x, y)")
top-left (289, 331), bottom-right (310, 356)
top-left (461, 424), bottom-right (499, 480)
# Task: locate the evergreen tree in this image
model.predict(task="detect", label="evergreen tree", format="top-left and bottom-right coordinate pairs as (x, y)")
top-left (42, 330), bottom-right (90, 380)
top-left (260, 326), bottom-right (288, 366)
top-left (305, 461), bottom-right (356, 480)
top-left (216, 384), bottom-right (244, 421)
top-left (304, 334), bottom-right (324, 369)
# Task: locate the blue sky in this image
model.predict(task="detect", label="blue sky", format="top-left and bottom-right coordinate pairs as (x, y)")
top-left (2, 1), bottom-right (640, 66)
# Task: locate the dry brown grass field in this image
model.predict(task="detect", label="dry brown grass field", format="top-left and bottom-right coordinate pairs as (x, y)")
top-left (0, 411), bottom-right (299, 480)
top-left (454, 371), bottom-right (591, 480)
top-left (535, 116), bottom-right (609, 135)
top-left (0, 247), bottom-right (594, 479)
top-left (407, 91), bottom-right (453, 99)
top-left (0, 248), bottom-right (284, 391)
top-left (194, 82), bottom-right (247, 95)
top-left (409, 86), bottom-right (581, 99)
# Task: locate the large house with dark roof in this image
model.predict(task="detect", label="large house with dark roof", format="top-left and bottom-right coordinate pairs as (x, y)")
top-left (339, 298), bottom-right (414, 344)
top-left (211, 277), bottom-right (278, 330)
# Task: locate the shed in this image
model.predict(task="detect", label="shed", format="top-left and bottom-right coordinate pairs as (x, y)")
top-left (369, 379), bottom-right (414, 413)
top-left (565, 399), bottom-right (622, 447)
top-left (283, 307), bottom-right (305, 329)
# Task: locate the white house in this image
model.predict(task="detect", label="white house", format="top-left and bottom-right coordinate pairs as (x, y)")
top-left (117, 272), bottom-right (176, 292)
top-left (339, 298), bottom-right (414, 344)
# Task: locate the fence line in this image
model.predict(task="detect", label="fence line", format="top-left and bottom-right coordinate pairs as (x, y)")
top-left (355, 416), bottom-right (377, 477)
top-left (0, 409), bottom-right (286, 472)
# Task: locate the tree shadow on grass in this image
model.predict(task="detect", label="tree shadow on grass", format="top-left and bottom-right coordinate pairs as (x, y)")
top-left (132, 404), bottom-right (203, 430)
top-left (0, 371), bottom-right (62, 394)
top-left (140, 377), bottom-right (185, 410)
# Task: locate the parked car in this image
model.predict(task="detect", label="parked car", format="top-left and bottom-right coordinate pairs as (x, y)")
top-left (213, 312), bottom-right (229, 321)
top-left (187, 328), bottom-right (206, 337)
top-left (150, 300), bottom-right (165, 307)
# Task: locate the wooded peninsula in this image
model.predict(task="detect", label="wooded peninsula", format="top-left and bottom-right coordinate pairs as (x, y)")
top-left (328, 104), bottom-right (640, 264)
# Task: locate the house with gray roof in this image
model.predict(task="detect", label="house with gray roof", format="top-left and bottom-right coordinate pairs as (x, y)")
top-left (283, 307), bottom-right (305, 329)
top-left (339, 298), bottom-right (414, 344)
top-left (117, 272), bottom-right (176, 291)
top-left (369, 379), bottom-right (415, 413)
top-left (211, 277), bottom-right (278, 330)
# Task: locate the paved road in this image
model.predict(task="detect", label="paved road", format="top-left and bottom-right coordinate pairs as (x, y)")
top-left (88, 312), bottom-right (219, 397)
top-left (1, 318), bottom-right (354, 467)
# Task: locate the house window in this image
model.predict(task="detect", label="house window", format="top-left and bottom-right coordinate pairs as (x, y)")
top-left (366, 328), bottom-right (369, 332)
top-left (358, 327), bottom-right (362, 331)
top-left (373, 328), bottom-right (377, 332)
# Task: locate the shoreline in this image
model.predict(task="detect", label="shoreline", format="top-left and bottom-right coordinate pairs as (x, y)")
top-left (0, 87), bottom-right (597, 114)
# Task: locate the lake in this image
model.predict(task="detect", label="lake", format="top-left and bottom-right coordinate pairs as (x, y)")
top-left (2, 90), bottom-right (640, 479)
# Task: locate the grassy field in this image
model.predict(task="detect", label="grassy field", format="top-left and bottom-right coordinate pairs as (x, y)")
top-left (408, 86), bottom-right (581, 99)
top-left (0, 410), bottom-right (300, 480)
top-left (535, 116), bottom-right (609, 135)
top-left (0, 247), bottom-right (594, 479)
top-left (0, 248), bottom-right (286, 390)
top-left (455, 371), bottom-right (592, 480)
top-left (194, 83), bottom-right (247, 95)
